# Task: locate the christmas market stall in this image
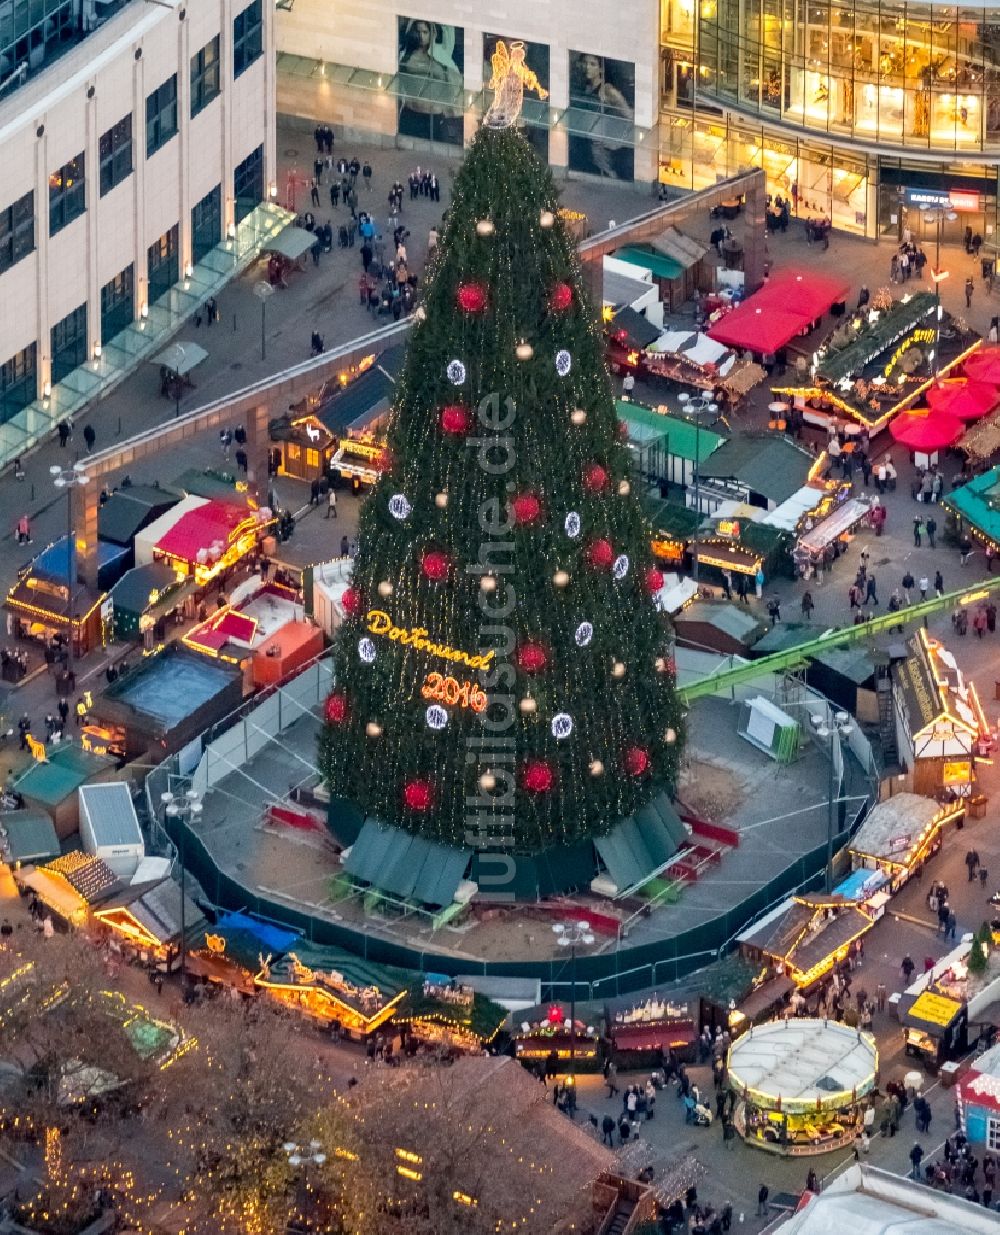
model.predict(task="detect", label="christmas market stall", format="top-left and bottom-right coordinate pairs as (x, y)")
top-left (737, 894), bottom-right (874, 992)
top-left (696, 434), bottom-right (816, 514)
top-left (892, 628), bottom-right (990, 799)
top-left (108, 561), bottom-right (194, 644)
top-left (511, 1003), bottom-right (601, 1071)
top-left (14, 852), bottom-right (120, 930)
top-left (87, 645), bottom-right (243, 761)
top-left (620, 400), bottom-right (726, 492)
top-left (183, 579), bottom-right (320, 689)
top-left (186, 912), bottom-right (301, 997)
top-left (604, 993), bottom-right (698, 1066)
top-left (956, 1042), bottom-right (1000, 1146)
top-left (0, 810), bottom-right (60, 868)
top-left (770, 290), bottom-right (979, 433)
top-left (942, 465), bottom-right (1000, 560)
top-left (707, 269), bottom-right (850, 360)
top-left (396, 977), bottom-right (506, 1056)
top-left (728, 1018), bottom-right (878, 1156)
top-left (254, 942), bottom-right (408, 1039)
top-left (98, 484), bottom-right (182, 567)
top-left (328, 402), bottom-right (391, 491)
top-left (14, 744), bottom-right (118, 839)
top-left (5, 540), bottom-right (112, 658)
top-left (846, 793), bottom-right (965, 897)
top-left (91, 878), bottom-right (206, 972)
top-left (792, 494), bottom-right (876, 581)
top-left (134, 496), bottom-right (270, 588)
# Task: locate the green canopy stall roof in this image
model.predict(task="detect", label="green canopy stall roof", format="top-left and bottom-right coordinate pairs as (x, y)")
top-left (344, 821), bottom-right (471, 908)
top-left (613, 245), bottom-right (685, 282)
top-left (943, 465), bottom-right (1000, 546)
top-left (617, 400), bottom-right (727, 462)
top-left (594, 792), bottom-right (688, 897)
top-left (0, 810), bottom-right (60, 864)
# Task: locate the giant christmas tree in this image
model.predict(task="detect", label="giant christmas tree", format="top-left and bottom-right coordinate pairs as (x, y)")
top-left (320, 99), bottom-right (684, 871)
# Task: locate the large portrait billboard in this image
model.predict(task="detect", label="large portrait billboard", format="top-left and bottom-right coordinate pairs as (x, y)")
top-left (568, 51), bottom-right (635, 180)
top-left (397, 17), bottom-right (465, 146)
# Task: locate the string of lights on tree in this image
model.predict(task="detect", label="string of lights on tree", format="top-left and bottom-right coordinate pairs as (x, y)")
top-left (320, 123), bottom-right (684, 853)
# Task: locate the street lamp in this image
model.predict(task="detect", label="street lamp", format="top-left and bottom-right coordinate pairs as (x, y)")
top-left (161, 787), bottom-right (202, 976)
top-left (810, 710), bottom-right (853, 893)
top-left (283, 1140), bottom-right (326, 1224)
top-left (919, 204), bottom-right (958, 378)
top-left (553, 920), bottom-right (595, 1086)
top-left (49, 462), bottom-right (89, 668)
top-left (677, 390), bottom-right (718, 582)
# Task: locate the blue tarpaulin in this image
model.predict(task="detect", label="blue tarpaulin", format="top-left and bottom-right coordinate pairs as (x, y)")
top-left (217, 910), bottom-right (300, 954)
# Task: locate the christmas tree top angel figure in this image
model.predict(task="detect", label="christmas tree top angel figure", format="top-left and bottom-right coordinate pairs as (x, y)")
top-left (484, 40), bottom-right (549, 129)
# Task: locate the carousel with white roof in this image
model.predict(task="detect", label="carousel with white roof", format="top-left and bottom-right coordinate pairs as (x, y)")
top-left (728, 1018), bottom-right (878, 1155)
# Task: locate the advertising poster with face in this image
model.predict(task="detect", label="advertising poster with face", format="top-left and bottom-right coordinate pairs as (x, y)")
top-left (483, 33), bottom-right (550, 160)
top-left (397, 17), bottom-right (466, 146)
top-left (568, 51), bottom-right (636, 180)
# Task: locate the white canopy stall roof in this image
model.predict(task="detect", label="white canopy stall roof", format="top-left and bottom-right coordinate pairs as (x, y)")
top-left (727, 1018), bottom-right (877, 1106)
top-left (761, 485), bottom-right (823, 531)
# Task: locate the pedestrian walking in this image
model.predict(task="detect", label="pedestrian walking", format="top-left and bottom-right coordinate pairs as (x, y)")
top-left (57, 419), bottom-right (70, 447)
top-left (866, 574), bottom-right (878, 605)
top-left (83, 424), bottom-right (95, 452)
top-left (966, 849), bottom-right (980, 881)
top-left (960, 535), bottom-right (974, 565)
top-left (934, 570), bottom-right (944, 597)
top-left (15, 514), bottom-right (31, 544)
top-left (919, 575), bottom-right (929, 601)
top-left (601, 1114), bottom-right (615, 1146)
top-left (902, 570), bottom-right (914, 604)
top-left (966, 276), bottom-right (975, 308)
top-left (326, 489), bottom-right (337, 519)
top-left (757, 1185), bottom-right (769, 1217)
top-left (605, 1059), bottom-right (619, 1097)
top-left (621, 372), bottom-right (635, 400)
top-left (926, 515), bottom-right (937, 547)
top-left (362, 160), bottom-right (372, 190)
top-left (910, 1143), bottom-right (924, 1179)
top-left (901, 954), bottom-right (915, 983)
top-left (310, 178), bottom-right (320, 207)
top-left (913, 516), bottom-right (923, 547)
top-left (801, 590), bottom-right (814, 620)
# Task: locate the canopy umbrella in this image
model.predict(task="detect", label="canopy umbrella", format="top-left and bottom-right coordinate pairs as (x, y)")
top-left (889, 407), bottom-right (965, 452)
top-left (152, 341), bottom-right (208, 377)
top-left (925, 379), bottom-right (1000, 422)
top-left (963, 348), bottom-right (1000, 385)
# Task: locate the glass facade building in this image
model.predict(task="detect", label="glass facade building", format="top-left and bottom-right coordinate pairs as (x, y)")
top-left (660, 0), bottom-right (1000, 240)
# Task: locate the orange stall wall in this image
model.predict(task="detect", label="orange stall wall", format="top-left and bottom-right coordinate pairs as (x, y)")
top-left (252, 621), bottom-right (324, 688)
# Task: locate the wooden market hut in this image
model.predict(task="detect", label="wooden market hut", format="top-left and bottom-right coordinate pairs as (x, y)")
top-left (108, 561), bottom-right (191, 642)
top-left (254, 942), bottom-right (409, 1039)
top-left (14, 744), bottom-right (119, 839)
top-left (395, 977), bottom-right (506, 1054)
top-left (98, 484), bottom-right (182, 559)
top-left (92, 877), bottom-right (206, 972)
top-left (737, 894), bottom-right (874, 991)
top-left (892, 628), bottom-right (988, 798)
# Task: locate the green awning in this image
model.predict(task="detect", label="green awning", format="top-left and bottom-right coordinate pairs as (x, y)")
top-left (1, 811), bottom-right (60, 864)
top-left (595, 794), bottom-right (686, 896)
top-left (344, 821), bottom-right (471, 908)
top-left (615, 246), bottom-right (685, 282)
top-left (617, 400), bottom-right (726, 462)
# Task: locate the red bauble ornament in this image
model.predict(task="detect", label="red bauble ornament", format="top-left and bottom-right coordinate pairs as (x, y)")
top-left (624, 745), bottom-right (651, 777)
top-left (403, 778), bottom-right (434, 811)
top-left (341, 587), bottom-right (362, 616)
top-left (522, 759), bottom-right (555, 794)
top-left (511, 492), bottom-right (542, 526)
top-left (583, 463), bottom-right (609, 493)
top-left (516, 642), bottom-right (548, 674)
top-left (421, 549), bottom-right (450, 582)
top-left (587, 538), bottom-right (614, 570)
top-left (324, 691), bottom-right (349, 724)
top-left (440, 404), bottom-right (471, 435)
top-left (456, 282), bottom-right (488, 313)
top-left (549, 281), bottom-right (573, 312)
top-left (645, 567), bottom-right (665, 595)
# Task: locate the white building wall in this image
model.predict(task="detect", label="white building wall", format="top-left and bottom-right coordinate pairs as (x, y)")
top-left (276, 0), bottom-right (659, 177)
top-left (0, 0), bottom-right (276, 401)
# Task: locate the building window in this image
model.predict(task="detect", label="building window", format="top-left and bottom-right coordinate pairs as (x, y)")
top-left (0, 342), bottom-right (37, 425)
top-left (146, 75), bottom-right (178, 158)
top-left (233, 145), bottom-right (264, 224)
top-left (49, 152), bottom-right (86, 236)
top-left (51, 304), bottom-right (88, 386)
top-left (191, 35), bottom-right (221, 118)
top-left (99, 116), bottom-right (133, 196)
top-left (147, 224), bottom-right (179, 305)
top-left (191, 184), bottom-right (222, 265)
top-left (989, 1119), bottom-right (1000, 1152)
top-left (233, 0), bottom-right (263, 79)
top-left (0, 192), bottom-right (34, 275)
top-left (101, 265), bottom-right (134, 346)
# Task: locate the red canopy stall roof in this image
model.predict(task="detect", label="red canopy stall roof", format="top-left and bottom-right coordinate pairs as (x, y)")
top-left (707, 269), bottom-right (850, 355)
top-left (926, 379), bottom-right (1000, 421)
top-left (889, 407), bottom-right (965, 451)
top-left (963, 347), bottom-right (1000, 384)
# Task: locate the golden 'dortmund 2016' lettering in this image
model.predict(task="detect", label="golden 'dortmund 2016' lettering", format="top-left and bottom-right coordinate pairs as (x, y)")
top-left (365, 610), bottom-right (495, 670)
